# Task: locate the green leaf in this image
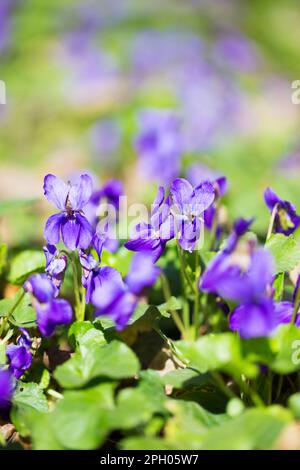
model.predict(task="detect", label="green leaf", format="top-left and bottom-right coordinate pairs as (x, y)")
top-left (163, 368), bottom-right (213, 389)
top-left (120, 437), bottom-right (174, 450)
top-left (273, 273), bottom-right (285, 301)
top-left (0, 243), bottom-right (7, 274)
top-left (11, 382), bottom-right (48, 436)
top-left (0, 291), bottom-right (36, 327)
top-left (157, 296), bottom-right (181, 318)
top-left (9, 250), bottom-right (45, 285)
top-left (165, 400), bottom-right (228, 449)
top-left (54, 340), bottom-right (140, 388)
top-left (12, 382), bottom-right (48, 413)
top-left (288, 393), bottom-right (300, 419)
top-left (270, 324), bottom-right (300, 374)
top-left (194, 407), bottom-right (291, 450)
top-left (266, 234), bottom-right (300, 274)
top-left (68, 321), bottom-right (106, 352)
top-left (51, 383), bottom-right (115, 450)
top-left (176, 333), bottom-right (258, 380)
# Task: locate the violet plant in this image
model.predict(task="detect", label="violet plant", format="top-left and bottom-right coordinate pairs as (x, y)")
top-left (1, 173), bottom-right (300, 451)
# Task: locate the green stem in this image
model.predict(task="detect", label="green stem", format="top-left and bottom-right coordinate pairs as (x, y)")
top-left (210, 371), bottom-right (237, 400)
top-left (160, 273), bottom-right (186, 337)
top-left (0, 290), bottom-right (26, 338)
top-left (266, 203), bottom-right (279, 242)
top-left (69, 254), bottom-right (85, 321)
top-left (193, 250), bottom-right (200, 339)
top-left (237, 377), bottom-right (265, 408)
top-left (291, 280), bottom-right (300, 325)
top-left (176, 243), bottom-right (195, 294)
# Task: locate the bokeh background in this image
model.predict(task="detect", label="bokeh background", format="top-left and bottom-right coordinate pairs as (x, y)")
top-left (0, 0), bottom-right (300, 247)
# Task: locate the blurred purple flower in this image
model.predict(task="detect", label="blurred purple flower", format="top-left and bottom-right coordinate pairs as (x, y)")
top-left (135, 109), bottom-right (182, 185)
top-left (214, 33), bottom-right (258, 72)
top-left (6, 343), bottom-right (32, 380)
top-left (24, 274), bottom-right (72, 337)
top-left (44, 174), bottom-right (93, 251)
top-left (92, 253), bottom-right (160, 329)
top-left (170, 178), bottom-right (215, 252)
top-left (264, 188), bottom-right (300, 236)
top-left (125, 186), bottom-right (174, 261)
top-left (0, 369), bottom-right (13, 410)
top-left (89, 119), bottom-right (121, 163)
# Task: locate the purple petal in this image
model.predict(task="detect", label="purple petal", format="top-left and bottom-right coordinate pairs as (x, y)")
top-left (192, 180), bottom-right (215, 215)
top-left (247, 248), bottom-right (274, 294)
top-left (126, 253), bottom-right (160, 295)
top-left (36, 299), bottom-right (73, 337)
top-left (24, 274), bottom-right (55, 303)
top-left (229, 300), bottom-right (276, 339)
top-left (68, 174), bottom-right (93, 211)
top-left (170, 178), bottom-right (193, 211)
top-left (0, 369), bottom-right (13, 409)
top-left (43, 174), bottom-right (69, 211)
top-left (44, 213), bottom-right (64, 245)
top-left (75, 213), bottom-right (93, 249)
top-left (264, 188), bottom-right (280, 212)
top-left (6, 345), bottom-right (32, 379)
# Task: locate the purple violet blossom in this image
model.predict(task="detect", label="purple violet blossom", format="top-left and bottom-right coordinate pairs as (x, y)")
top-left (44, 174), bottom-right (93, 251)
top-left (135, 109), bottom-right (182, 185)
top-left (186, 163), bottom-right (227, 231)
top-left (92, 253), bottom-right (160, 329)
top-left (44, 244), bottom-right (67, 295)
top-left (0, 369), bottom-right (13, 410)
top-left (6, 341), bottom-right (32, 380)
top-left (170, 178), bottom-right (215, 252)
top-left (125, 186), bottom-right (174, 261)
top-left (24, 274), bottom-right (72, 337)
top-left (264, 188), bottom-right (300, 236)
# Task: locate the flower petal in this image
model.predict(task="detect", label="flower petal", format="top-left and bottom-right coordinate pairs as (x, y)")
top-left (170, 178), bottom-right (193, 211)
top-left (126, 253), bottom-right (160, 295)
top-left (229, 300), bottom-right (275, 339)
top-left (75, 213), bottom-right (93, 249)
top-left (43, 174), bottom-right (69, 210)
top-left (44, 213), bottom-right (64, 245)
top-left (68, 174), bottom-right (93, 211)
top-left (36, 299), bottom-right (72, 337)
top-left (192, 180), bottom-right (215, 215)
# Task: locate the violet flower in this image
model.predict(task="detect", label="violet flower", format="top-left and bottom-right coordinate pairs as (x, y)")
top-left (170, 178), bottom-right (215, 252)
top-left (44, 244), bottom-right (67, 295)
top-left (186, 163), bottom-right (227, 231)
top-left (92, 253), bottom-right (160, 329)
top-left (135, 109), bottom-right (182, 185)
top-left (125, 186), bottom-right (174, 261)
top-left (6, 342), bottom-right (32, 380)
top-left (0, 369), bottom-right (13, 410)
top-left (264, 188), bottom-right (300, 236)
top-left (44, 174), bottom-right (93, 251)
top-left (24, 274), bottom-right (72, 337)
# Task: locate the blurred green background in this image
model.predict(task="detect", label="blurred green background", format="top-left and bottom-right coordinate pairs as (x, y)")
top-left (0, 0), bottom-right (300, 246)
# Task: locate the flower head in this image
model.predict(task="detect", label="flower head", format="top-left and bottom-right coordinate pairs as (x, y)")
top-left (264, 188), bottom-right (300, 235)
top-left (135, 109), bottom-right (182, 185)
top-left (44, 174), bottom-right (93, 250)
top-left (170, 178), bottom-right (215, 252)
top-left (6, 343), bottom-right (32, 380)
top-left (125, 186), bottom-right (174, 261)
top-left (24, 273), bottom-right (72, 337)
top-left (44, 244), bottom-right (67, 295)
top-left (92, 253), bottom-right (160, 329)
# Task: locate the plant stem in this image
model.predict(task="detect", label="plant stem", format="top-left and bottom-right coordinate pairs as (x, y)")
top-left (237, 377), bottom-right (265, 408)
top-left (266, 203), bottom-right (279, 242)
top-left (0, 290), bottom-right (26, 338)
top-left (69, 253), bottom-right (85, 321)
top-left (176, 243), bottom-right (195, 293)
top-left (193, 250), bottom-right (200, 339)
top-left (160, 273), bottom-right (186, 337)
top-left (291, 280), bottom-right (300, 325)
top-left (210, 371), bottom-right (237, 400)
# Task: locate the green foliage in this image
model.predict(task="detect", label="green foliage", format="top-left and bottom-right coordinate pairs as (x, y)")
top-left (54, 340), bottom-right (140, 388)
top-left (9, 250), bottom-right (45, 285)
top-left (0, 290), bottom-right (36, 327)
top-left (266, 234), bottom-right (300, 274)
